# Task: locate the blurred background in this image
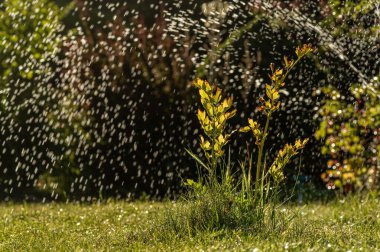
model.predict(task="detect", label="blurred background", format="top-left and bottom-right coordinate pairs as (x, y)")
top-left (0, 0), bottom-right (379, 201)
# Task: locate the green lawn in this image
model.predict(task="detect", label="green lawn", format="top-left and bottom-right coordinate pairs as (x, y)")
top-left (0, 198), bottom-right (379, 251)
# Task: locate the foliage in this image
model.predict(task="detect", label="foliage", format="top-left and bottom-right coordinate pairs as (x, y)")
top-left (323, 0), bottom-right (379, 39)
top-left (316, 79), bottom-right (380, 192)
top-left (240, 44), bottom-right (313, 195)
top-left (0, 0), bottom-right (62, 107)
top-left (193, 79), bottom-right (237, 174)
top-left (0, 0), bottom-right (64, 198)
top-left (174, 45), bottom-right (313, 234)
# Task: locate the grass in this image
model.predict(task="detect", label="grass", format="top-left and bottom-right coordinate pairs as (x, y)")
top-left (0, 197), bottom-right (379, 251)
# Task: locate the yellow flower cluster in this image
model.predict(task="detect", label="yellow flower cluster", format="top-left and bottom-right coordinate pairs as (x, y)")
top-left (194, 79), bottom-right (237, 160)
top-left (269, 139), bottom-right (309, 183)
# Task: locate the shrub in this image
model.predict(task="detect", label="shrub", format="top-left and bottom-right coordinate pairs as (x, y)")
top-left (0, 0), bottom-right (64, 199)
top-left (164, 44), bottom-right (313, 234)
top-left (316, 79), bottom-right (380, 193)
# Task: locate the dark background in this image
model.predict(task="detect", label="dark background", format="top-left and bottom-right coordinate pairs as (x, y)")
top-left (0, 0), bottom-right (377, 201)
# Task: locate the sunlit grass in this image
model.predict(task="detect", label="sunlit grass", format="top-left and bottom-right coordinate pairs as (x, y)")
top-left (0, 197), bottom-right (379, 251)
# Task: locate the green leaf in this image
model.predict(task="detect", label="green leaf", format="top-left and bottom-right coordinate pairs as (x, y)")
top-left (266, 84), bottom-right (272, 99)
top-left (185, 148), bottom-right (211, 173)
top-left (272, 91), bottom-right (279, 100)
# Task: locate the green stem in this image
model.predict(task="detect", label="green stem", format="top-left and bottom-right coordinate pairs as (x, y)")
top-left (280, 53), bottom-right (310, 86)
top-left (210, 104), bottom-right (217, 181)
top-left (247, 147), bottom-right (252, 191)
top-left (255, 112), bottom-right (271, 201)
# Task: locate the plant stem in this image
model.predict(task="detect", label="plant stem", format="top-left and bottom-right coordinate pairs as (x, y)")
top-left (255, 112), bottom-right (271, 201)
top-left (210, 103), bottom-right (217, 181)
top-left (247, 143), bottom-right (252, 190)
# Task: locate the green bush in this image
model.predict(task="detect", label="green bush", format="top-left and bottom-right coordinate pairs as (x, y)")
top-left (316, 79), bottom-right (380, 193)
top-left (0, 0), bottom-right (64, 198)
top-left (0, 0), bottom-right (62, 92)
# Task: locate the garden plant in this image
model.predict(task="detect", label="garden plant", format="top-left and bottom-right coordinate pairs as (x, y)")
top-left (316, 80), bottom-right (380, 193)
top-left (164, 44), bottom-right (314, 235)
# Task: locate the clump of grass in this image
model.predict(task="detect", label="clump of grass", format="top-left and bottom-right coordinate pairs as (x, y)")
top-left (162, 44), bottom-right (314, 236)
top-left (162, 180), bottom-right (293, 238)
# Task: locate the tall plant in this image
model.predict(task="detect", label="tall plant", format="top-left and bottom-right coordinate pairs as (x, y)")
top-left (191, 79), bottom-right (237, 179)
top-left (169, 44), bottom-right (313, 234)
top-left (239, 44), bottom-right (313, 202)
top-left (190, 44), bottom-right (313, 200)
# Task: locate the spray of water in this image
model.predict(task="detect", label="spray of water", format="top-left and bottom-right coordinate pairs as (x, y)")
top-left (0, 0), bottom-right (378, 201)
